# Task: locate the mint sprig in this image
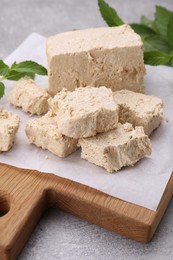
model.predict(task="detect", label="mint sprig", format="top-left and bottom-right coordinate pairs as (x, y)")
top-left (98, 0), bottom-right (173, 67)
top-left (143, 36), bottom-right (171, 53)
top-left (0, 60), bottom-right (9, 77)
top-left (144, 51), bottom-right (171, 65)
top-left (167, 14), bottom-right (173, 50)
top-left (155, 6), bottom-right (173, 37)
top-left (10, 61), bottom-right (47, 75)
top-left (141, 16), bottom-right (154, 27)
top-left (0, 60), bottom-right (47, 99)
top-left (98, 0), bottom-right (123, 26)
top-left (130, 24), bottom-right (156, 37)
top-left (0, 82), bottom-right (5, 98)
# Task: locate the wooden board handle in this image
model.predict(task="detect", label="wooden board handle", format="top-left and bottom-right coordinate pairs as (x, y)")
top-left (0, 166), bottom-right (47, 260)
top-left (0, 191), bottom-right (10, 217)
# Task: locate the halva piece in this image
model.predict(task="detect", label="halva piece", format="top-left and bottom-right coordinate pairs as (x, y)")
top-left (78, 123), bottom-right (152, 173)
top-left (25, 111), bottom-right (78, 157)
top-left (113, 90), bottom-right (163, 135)
top-left (0, 106), bottom-right (20, 152)
top-left (9, 76), bottom-right (49, 115)
top-left (49, 87), bottom-right (119, 138)
top-left (46, 24), bottom-right (145, 96)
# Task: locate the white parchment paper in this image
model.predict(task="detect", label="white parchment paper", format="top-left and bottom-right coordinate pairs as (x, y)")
top-left (0, 33), bottom-right (173, 211)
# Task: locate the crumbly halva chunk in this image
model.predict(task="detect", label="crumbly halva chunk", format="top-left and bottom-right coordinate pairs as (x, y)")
top-left (78, 123), bottom-right (152, 173)
top-left (46, 24), bottom-right (145, 96)
top-left (25, 111), bottom-right (78, 157)
top-left (49, 86), bottom-right (119, 138)
top-left (113, 90), bottom-right (163, 135)
top-left (0, 106), bottom-right (20, 152)
top-left (9, 76), bottom-right (49, 115)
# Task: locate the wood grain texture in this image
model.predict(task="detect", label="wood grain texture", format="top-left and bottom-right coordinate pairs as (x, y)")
top-left (0, 163), bottom-right (172, 260)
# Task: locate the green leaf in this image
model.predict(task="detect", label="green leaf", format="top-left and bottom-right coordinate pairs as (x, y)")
top-left (171, 58), bottom-right (173, 66)
top-left (0, 60), bottom-right (47, 100)
top-left (144, 51), bottom-right (171, 65)
top-left (141, 16), bottom-right (153, 27)
top-left (5, 71), bottom-right (35, 81)
top-left (11, 60), bottom-right (47, 75)
top-left (0, 82), bottom-right (5, 99)
top-left (130, 23), bottom-right (156, 37)
top-left (143, 35), bottom-right (171, 53)
top-left (0, 60), bottom-right (9, 77)
top-left (167, 14), bottom-right (173, 49)
top-left (98, 0), bottom-right (124, 26)
top-left (155, 5), bottom-right (173, 37)
top-left (140, 16), bottom-right (158, 33)
top-left (97, 1), bottom-right (173, 67)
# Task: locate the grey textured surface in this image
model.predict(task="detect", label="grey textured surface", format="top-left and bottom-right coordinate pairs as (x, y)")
top-left (1, 0), bottom-right (173, 259)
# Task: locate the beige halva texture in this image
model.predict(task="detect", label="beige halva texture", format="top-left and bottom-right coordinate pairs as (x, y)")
top-left (9, 76), bottom-right (49, 115)
top-left (24, 86), bottom-right (156, 172)
top-left (46, 24), bottom-right (145, 96)
top-left (25, 111), bottom-right (78, 157)
top-left (79, 123), bottom-right (152, 173)
top-left (0, 106), bottom-right (20, 152)
top-left (49, 86), bottom-right (119, 138)
top-left (113, 90), bottom-right (163, 135)
top-left (16, 25), bottom-right (161, 172)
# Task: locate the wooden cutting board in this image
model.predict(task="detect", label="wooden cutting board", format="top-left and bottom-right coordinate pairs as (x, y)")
top-left (0, 163), bottom-right (172, 260)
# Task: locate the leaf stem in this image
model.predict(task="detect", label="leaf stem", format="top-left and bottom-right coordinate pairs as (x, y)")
top-left (0, 76), bottom-right (6, 82)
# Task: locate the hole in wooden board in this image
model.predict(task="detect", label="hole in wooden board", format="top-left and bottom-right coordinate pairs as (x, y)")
top-left (0, 192), bottom-right (10, 217)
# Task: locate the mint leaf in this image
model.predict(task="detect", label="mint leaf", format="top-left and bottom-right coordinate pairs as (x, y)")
top-left (5, 71), bottom-right (35, 81)
top-left (155, 6), bottom-right (173, 37)
top-left (143, 35), bottom-right (171, 53)
top-left (97, 1), bottom-right (173, 67)
top-left (0, 60), bottom-right (47, 100)
top-left (11, 61), bottom-right (47, 75)
top-left (0, 82), bottom-right (5, 99)
top-left (171, 58), bottom-right (173, 66)
top-left (141, 16), bottom-right (153, 27)
top-left (144, 51), bottom-right (171, 65)
top-left (0, 60), bottom-right (10, 77)
top-left (98, 0), bottom-right (124, 26)
top-left (167, 14), bottom-right (173, 49)
top-left (130, 24), bottom-right (156, 37)
top-left (140, 16), bottom-right (158, 32)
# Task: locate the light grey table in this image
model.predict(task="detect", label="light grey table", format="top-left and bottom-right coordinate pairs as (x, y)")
top-left (1, 0), bottom-right (173, 259)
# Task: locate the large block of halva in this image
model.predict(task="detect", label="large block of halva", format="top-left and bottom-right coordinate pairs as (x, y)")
top-left (113, 90), bottom-right (163, 135)
top-left (25, 111), bottom-right (78, 157)
top-left (78, 123), bottom-right (152, 173)
top-left (46, 25), bottom-right (145, 96)
top-left (49, 86), bottom-right (119, 138)
top-left (0, 106), bottom-right (20, 152)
